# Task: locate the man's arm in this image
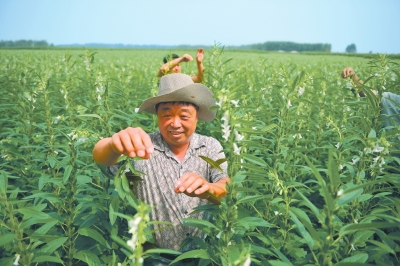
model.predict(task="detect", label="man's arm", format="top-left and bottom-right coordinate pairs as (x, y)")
top-left (191, 48), bottom-right (205, 83)
top-left (341, 67), bottom-right (377, 97)
top-left (157, 54), bottom-right (193, 77)
top-left (92, 127), bottom-right (154, 166)
top-left (174, 173), bottom-right (229, 204)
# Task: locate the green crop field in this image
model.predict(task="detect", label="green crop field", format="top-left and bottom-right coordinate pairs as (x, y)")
top-left (1, 45), bottom-right (399, 265)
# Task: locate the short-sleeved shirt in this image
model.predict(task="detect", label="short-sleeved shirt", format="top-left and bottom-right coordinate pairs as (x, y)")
top-left (108, 131), bottom-right (227, 250)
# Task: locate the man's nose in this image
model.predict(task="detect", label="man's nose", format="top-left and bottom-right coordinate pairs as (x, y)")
top-left (171, 117), bottom-right (182, 127)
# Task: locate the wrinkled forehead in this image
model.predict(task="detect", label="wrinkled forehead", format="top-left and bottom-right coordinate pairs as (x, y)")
top-left (156, 101), bottom-right (199, 112)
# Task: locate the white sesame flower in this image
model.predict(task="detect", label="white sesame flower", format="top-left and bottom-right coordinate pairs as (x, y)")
top-left (293, 133), bottom-right (302, 139)
top-left (222, 126), bottom-right (230, 142)
top-left (97, 95), bottom-right (101, 101)
top-left (352, 157), bottom-right (360, 165)
top-left (127, 236), bottom-right (137, 250)
top-left (77, 137), bottom-right (88, 143)
top-left (13, 254), bottom-right (20, 266)
top-left (363, 147), bottom-right (372, 154)
top-left (216, 231), bottom-right (222, 239)
top-left (233, 143), bottom-right (241, 155)
top-left (354, 219), bottom-right (358, 224)
top-left (54, 115), bottom-right (61, 124)
top-left (243, 255), bottom-right (251, 266)
top-left (335, 142), bottom-right (340, 149)
top-left (234, 130), bottom-right (244, 141)
top-left (230, 100), bottom-right (239, 107)
top-left (287, 100), bottom-right (292, 109)
top-left (298, 87), bottom-right (305, 96)
top-left (372, 144), bottom-right (384, 153)
top-left (337, 189), bottom-right (344, 196)
top-left (134, 108), bottom-right (139, 113)
top-left (351, 244), bottom-right (356, 251)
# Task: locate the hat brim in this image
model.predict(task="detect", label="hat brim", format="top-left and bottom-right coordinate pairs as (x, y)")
top-left (138, 83), bottom-right (217, 122)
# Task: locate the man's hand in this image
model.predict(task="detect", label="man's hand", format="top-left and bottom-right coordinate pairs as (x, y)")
top-left (341, 67), bottom-right (355, 79)
top-left (174, 173), bottom-right (229, 204)
top-left (175, 172), bottom-right (212, 199)
top-left (196, 48), bottom-right (204, 64)
top-left (181, 54), bottom-right (193, 62)
top-left (110, 127), bottom-right (154, 159)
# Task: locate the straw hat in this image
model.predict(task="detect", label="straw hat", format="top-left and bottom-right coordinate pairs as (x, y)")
top-left (139, 74), bottom-right (217, 122)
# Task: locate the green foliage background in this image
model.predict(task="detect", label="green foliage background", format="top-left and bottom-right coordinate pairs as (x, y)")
top-left (0, 46), bottom-right (399, 265)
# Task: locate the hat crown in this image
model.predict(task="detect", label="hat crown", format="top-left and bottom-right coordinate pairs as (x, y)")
top-left (159, 74), bottom-right (193, 96)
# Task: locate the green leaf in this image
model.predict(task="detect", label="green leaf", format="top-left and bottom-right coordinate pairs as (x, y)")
top-left (0, 233), bottom-right (16, 246)
top-left (18, 208), bottom-right (51, 220)
top-left (367, 239), bottom-right (395, 254)
top-left (335, 263), bottom-right (374, 266)
top-left (289, 211), bottom-right (314, 249)
top-left (78, 227), bottom-right (111, 248)
top-left (78, 114), bottom-right (103, 120)
top-left (181, 218), bottom-right (218, 234)
top-left (32, 220), bottom-right (58, 236)
top-left (198, 155), bottom-right (226, 172)
top-left (336, 188), bottom-right (363, 206)
top-left (340, 222), bottom-right (398, 237)
top-left (0, 172), bottom-right (8, 195)
top-left (240, 153), bottom-right (269, 168)
top-left (267, 261), bottom-right (293, 266)
top-left (144, 248), bottom-right (181, 256)
top-left (39, 237), bottom-right (68, 254)
top-left (237, 195), bottom-right (269, 204)
top-left (32, 256), bottom-right (64, 264)
top-left (238, 217), bottom-right (273, 230)
top-left (170, 249), bottom-right (209, 264)
top-left (73, 250), bottom-right (102, 265)
top-left (109, 196), bottom-right (120, 225)
top-left (303, 155), bottom-right (335, 212)
top-left (368, 129), bottom-right (376, 138)
top-left (339, 253), bottom-right (368, 263)
top-left (294, 188), bottom-right (320, 219)
top-left (272, 249), bottom-right (291, 263)
top-left (328, 149), bottom-right (340, 191)
top-left (121, 174), bottom-right (131, 192)
top-left (63, 165), bottom-right (73, 183)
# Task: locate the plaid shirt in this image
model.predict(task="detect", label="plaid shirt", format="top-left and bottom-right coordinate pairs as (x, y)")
top-left (109, 131), bottom-right (227, 250)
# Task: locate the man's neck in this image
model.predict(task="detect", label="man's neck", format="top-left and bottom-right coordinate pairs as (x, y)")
top-left (168, 142), bottom-right (190, 163)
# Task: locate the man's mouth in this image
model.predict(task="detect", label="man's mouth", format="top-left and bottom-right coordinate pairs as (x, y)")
top-left (170, 131), bottom-right (183, 136)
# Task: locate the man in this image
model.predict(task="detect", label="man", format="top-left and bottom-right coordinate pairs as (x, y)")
top-left (342, 67), bottom-right (400, 130)
top-left (158, 48), bottom-right (205, 83)
top-left (92, 74), bottom-right (229, 257)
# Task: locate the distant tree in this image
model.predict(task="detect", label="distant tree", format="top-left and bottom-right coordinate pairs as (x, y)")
top-left (0, 40), bottom-right (50, 47)
top-left (345, 43), bottom-right (357, 53)
top-left (250, 41), bottom-right (331, 52)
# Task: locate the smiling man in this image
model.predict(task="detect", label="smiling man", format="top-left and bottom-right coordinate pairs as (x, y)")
top-left (92, 74), bottom-right (229, 260)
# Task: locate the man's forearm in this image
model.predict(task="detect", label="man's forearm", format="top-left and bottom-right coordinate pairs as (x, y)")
top-left (92, 138), bottom-right (121, 166)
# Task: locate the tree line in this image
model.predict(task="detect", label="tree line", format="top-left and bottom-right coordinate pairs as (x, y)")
top-left (240, 41), bottom-right (332, 52)
top-left (0, 40), bottom-right (52, 47)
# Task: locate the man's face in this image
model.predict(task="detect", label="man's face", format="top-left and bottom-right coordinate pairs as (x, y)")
top-left (157, 102), bottom-right (198, 149)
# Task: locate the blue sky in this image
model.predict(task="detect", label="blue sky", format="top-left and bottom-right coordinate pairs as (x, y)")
top-left (1, 0), bottom-right (399, 53)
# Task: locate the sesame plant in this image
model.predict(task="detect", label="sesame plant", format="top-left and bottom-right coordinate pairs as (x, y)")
top-left (0, 46), bottom-right (399, 266)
